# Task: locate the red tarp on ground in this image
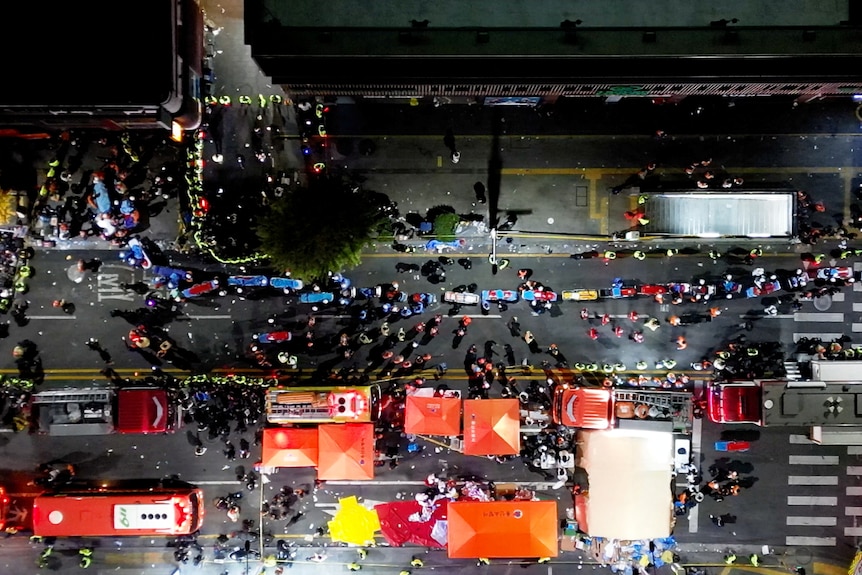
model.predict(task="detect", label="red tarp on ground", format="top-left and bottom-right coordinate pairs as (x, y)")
top-left (374, 499), bottom-right (449, 548)
top-left (317, 423), bottom-right (375, 480)
top-left (116, 388), bottom-right (169, 434)
top-left (447, 500), bottom-right (559, 559)
top-left (404, 395), bottom-right (461, 436)
top-left (462, 399), bottom-right (521, 456)
top-left (261, 427), bottom-right (319, 468)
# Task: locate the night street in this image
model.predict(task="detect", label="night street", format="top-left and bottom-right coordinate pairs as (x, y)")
top-left (2, 0), bottom-right (862, 574)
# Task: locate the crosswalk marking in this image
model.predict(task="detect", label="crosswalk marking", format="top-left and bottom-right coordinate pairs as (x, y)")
top-left (786, 516), bottom-right (837, 526)
top-left (854, 262), bottom-right (862, 272)
top-left (833, 292), bottom-right (846, 302)
top-left (848, 487), bottom-right (862, 496)
top-left (847, 527), bottom-right (862, 536)
top-left (786, 536), bottom-right (837, 546)
top-left (790, 434), bottom-right (815, 444)
top-left (853, 302), bottom-right (862, 312)
top-left (788, 496), bottom-right (837, 505)
top-left (853, 324), bottom-right (862, 332)
top-left (848, 446), bottom-right (862, 455)
top-left (788, 476), bottom-right (838, 486)
top-left (855, 282), bottom-right (862, 292)
top-left (790, 455), bottom-right (840, 465)
top-left (794, 312), bottom-right (845, 322)
top-left (847, 466), bottom-right (862, 475)
top-left (794, 333), bottom-right (845, 342)
top-left (846, 507), bottom-right (862, 515)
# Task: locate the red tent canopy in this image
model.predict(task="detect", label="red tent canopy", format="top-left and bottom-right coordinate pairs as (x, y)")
top-left (317, 423), bottom-right (375, 480)
top-left (375, 499), bottom-right (448, 548)
top-left (404, 395), bottom-right (461, 436)
top-left (447, 500), bottom-right (559, 559)
top-left (261, 427), bottom-right (319, 468)
top-left (462, 399), bottom-right (520, 456)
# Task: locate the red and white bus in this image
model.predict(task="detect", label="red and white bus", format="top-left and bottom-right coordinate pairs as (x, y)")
top-left (32, 479), bottom-right (204, 538)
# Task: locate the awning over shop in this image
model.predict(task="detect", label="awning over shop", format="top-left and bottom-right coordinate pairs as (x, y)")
top-left (328, 496), bottom-right (381, 546)
top-left (575, 429), bottom-right (673, 540)
top-left (317, 423), bottom-right (375, 480)
top-left (447, 500), bottom-right (559, 559)
top-left (404, 395), bottom-right (461, 436)
top-left (462, 399), bottom-right (520, 456)
top-left (375, 499), bottom-right (448, 548)
top-left (261, 427), bottom-right (319, 468)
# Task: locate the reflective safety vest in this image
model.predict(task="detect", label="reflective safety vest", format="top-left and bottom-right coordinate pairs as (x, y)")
top-left (636, 361), bottom-right (648, 370)
top-left (603, 251), bottom-right (617, 260)
top-left (218, 95), bottom-right (232, 105)
top-left (238, 95), bottom-right (253, 104)
top-left (633, 251), bottom-right (646, 260)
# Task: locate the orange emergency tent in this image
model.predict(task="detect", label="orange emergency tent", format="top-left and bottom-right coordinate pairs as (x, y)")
top-left (404, 395), bottom-right (461, 436)
top-left (447, 500), bottom-right (559, 558)
top-left (317, 423), bottom-right (375, 480)
top-left (462, 399), bottom-right (520, 456)
top-left (261, 427), bottom-right (319, 468)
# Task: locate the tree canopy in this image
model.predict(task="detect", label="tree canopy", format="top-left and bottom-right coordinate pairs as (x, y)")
top-left (256, 177), bottom-right (391, 280)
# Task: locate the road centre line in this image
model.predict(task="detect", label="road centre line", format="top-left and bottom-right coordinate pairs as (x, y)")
top-left (787, 496), bottom-right (837, 505)
top-left (790, 455), bottom-right (839, 465)
top-left (788, 476), bottom-right (838, 485)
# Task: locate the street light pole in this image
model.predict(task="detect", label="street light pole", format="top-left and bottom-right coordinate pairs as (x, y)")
top-left (490, 227), bottom-right (498, 275)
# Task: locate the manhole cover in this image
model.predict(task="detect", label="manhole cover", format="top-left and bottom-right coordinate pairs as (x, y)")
top-left (813, 295), bottom-right (832, 311)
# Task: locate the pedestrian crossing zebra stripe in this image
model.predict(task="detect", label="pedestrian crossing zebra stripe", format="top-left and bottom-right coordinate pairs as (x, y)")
top-left (790, 455), bottom-right (840, 465)
top-left (788, 476), bottom-right (838, 485)
top-left (786, 536), bottom-right (836, 546)
top-left (786, 516), bottom-right (837, 526)
top-left (787, 496), bottom-right (837, 505)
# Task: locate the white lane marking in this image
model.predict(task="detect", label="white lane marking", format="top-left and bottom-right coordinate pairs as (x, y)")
top-left (787, 496), bottom-right (838, 505)
top-left (852, 302), bottom-right (862, 312)
top-left (794, 312), bottom-right (845, 322)
top-left (852, 324), bottom-right (862, 333)
top-left (848, 466), bottom-right (862, 475)
top-left (849, 487), bottom-right (862, 496)
top-left (846, 507), bottom-right (862, 515)
top-left (790, 455), bottom-right (839, 465)
top-left (786, 536), bottom-right (836, 546)
top-left (688, 416), bottom-right (702, 534)
top-left (322, 479), bottom-right (562, 489)
top-left (739, 314), bottom-right (794, 319)
top-left (788, 476), bottom-right (838, 486)
top-left (855, 282), bottom-right (862, 292)
top-left (786, 516), bottom-right (837, 526)
top-left (847, 527), bottom-right (862, 536)
top-left (833, 292), bottom-right (846, 302)
top-left (186, 315), bottom-right (232, 320)
top-left (27, 315), bottom-right (77, 320)
top-left (848, 446), bottom-right (862, 455)
top-left (192, 480), bottom-right (241, 485)
top-left (794, 333), bottom-right (845, 342)
top-left (789, 434), bottom-right (815, 444)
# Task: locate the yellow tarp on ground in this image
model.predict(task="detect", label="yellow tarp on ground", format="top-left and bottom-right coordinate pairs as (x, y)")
top-left (328, 496), bottom-right (381, 546)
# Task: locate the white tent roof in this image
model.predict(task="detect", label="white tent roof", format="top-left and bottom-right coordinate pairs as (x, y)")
top-left (576, 429), bottom-right (674, 540)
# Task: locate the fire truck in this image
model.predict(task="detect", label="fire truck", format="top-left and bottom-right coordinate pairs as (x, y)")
top-left (552, 385), bottom-right (693, 433)
top-left (29, 386), bottom-right (181, 435)
top-left (265, 385), bottom-right (381, 425)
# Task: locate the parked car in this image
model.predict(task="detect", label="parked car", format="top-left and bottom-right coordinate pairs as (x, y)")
top-left (180, 279), bottom-right (219, 299)
top-left (270, 277), bottom-right (304, 291)
top-left (254, 331), bottom-right (292, 344)
top-left (228, 275), bottom-right (269, 287)
top-left (444, 291), bottom-right (481, 305)
top-left (561, 289), bottom-right (599, 301)
top-left (637, 284), bottom-right (667, 296)
top-left (481, 289), bottom-right (520, 303)
top-left (521, 290), bottom-right (557, 302)
top-left (300, 291), bottom-right (335, 304)
top-left (745, 280), bottom-right (782, 298)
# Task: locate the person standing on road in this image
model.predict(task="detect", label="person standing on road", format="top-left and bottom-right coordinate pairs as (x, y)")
top-left (473, 182), bottom-right (487, 204)
top-left (444, 129), bottom-right (460, 163)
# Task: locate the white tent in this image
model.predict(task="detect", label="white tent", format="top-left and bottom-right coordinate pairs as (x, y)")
top-left (575, 429), bottom-right (674, 540)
